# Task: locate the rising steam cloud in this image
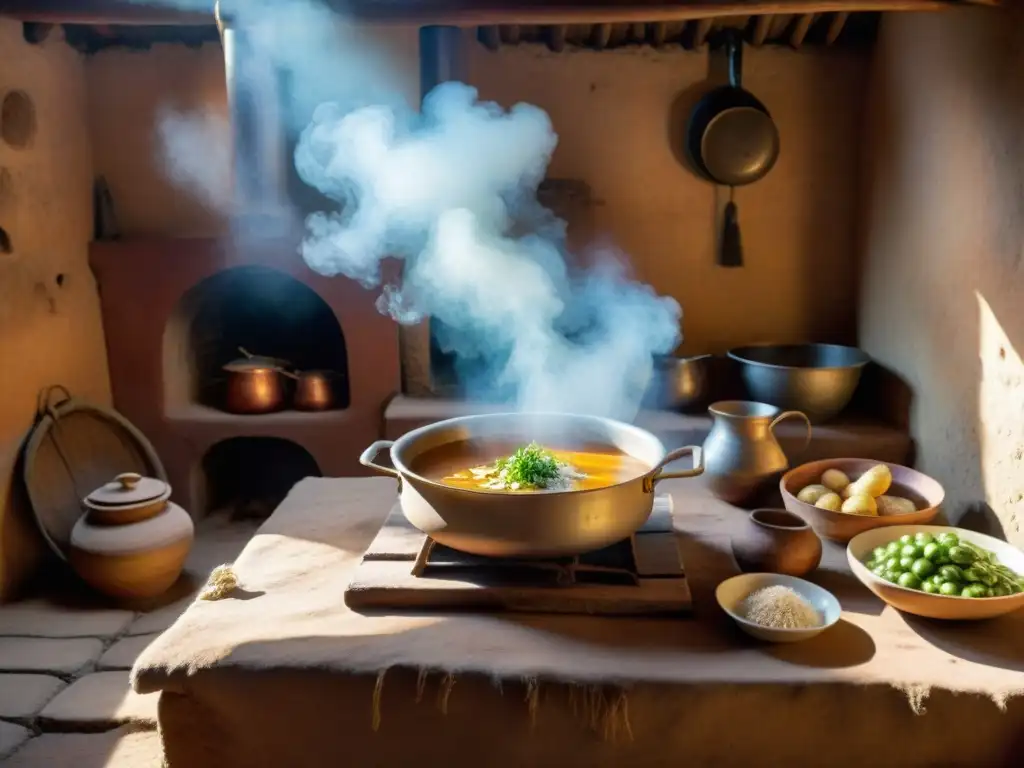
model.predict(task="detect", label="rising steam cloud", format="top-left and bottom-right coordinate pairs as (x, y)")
top-left (155, 0), bottom-right (682, 421)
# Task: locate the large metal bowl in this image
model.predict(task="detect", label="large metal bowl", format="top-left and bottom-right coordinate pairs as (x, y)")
top-left (727, 344), bottom-right (870, 423)
top-left (359, 413), bottom-right (703, 557)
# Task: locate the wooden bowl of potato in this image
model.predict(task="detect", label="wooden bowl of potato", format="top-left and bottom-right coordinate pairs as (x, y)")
top-left (780, 459), bottom-right (944, 543)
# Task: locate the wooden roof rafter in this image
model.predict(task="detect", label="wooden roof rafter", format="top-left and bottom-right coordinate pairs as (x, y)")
top-left (0, 0), bottom-right (1003, 27)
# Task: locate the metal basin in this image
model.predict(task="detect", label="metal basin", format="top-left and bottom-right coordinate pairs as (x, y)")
top-left (359, 413), bottom-right (703, 558)
top-left (647, 354), bottom-right (714, 412)
top-left (727, 344), bottom-right (870, 423)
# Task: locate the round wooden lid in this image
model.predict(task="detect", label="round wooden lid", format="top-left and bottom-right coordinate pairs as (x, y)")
top-left (23, 387), bottom-right (167, 560)
top-left (84, 473), bottom-right (171, 509)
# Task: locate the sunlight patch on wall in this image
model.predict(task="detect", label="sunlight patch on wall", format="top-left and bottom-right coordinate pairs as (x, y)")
top-left (976, 291), bottom-right (1024, 538)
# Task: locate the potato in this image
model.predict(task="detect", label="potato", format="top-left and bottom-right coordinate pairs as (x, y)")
top-left (876, 495), bottom-right (917, 516)
top-left (821, 468), bottom-right (850, 493)
top-left (849, 464), bottom-right (892, 498)
top-left (840, 484), bottom-right (856, 500)
top-left (814, 492), bottom-right (843, 512)
top-left (797, 484), bottom-right (831, 504)
top-left (841, 493), bottom-right (878, 516)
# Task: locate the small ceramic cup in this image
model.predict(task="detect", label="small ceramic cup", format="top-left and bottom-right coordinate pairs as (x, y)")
top-left (731, 508), bottom-right (822, 577)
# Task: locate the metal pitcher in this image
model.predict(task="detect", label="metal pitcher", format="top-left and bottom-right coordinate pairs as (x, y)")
top-left (702, 400), bottom-right (811, 505)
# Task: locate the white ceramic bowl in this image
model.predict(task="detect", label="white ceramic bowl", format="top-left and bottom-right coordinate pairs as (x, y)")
top-left (715, 573), bottom-right (841, 643)
top-left (847, 525), bottom-right (1024, 620)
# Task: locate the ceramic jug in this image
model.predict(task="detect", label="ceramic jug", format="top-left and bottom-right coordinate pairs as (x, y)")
top-left (702, 401), bottom-right (811, 505)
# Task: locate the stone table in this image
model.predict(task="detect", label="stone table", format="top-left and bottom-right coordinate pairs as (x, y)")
top-left (133, 478), bottom-right (1024, 767)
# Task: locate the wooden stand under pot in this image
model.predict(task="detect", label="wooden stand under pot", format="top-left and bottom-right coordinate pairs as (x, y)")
top-left (69, 472), bottom-right (195, 600)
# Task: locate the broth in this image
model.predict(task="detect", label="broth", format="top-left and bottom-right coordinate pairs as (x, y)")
top-left (411, 440), bottom-right (650, 493)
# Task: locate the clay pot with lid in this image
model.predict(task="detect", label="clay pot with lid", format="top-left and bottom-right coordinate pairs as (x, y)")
top-left (69, 473), bottom-right (195, 600)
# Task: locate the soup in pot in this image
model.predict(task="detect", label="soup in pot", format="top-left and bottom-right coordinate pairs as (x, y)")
top-left (411, 440), bottom-right (650, 493)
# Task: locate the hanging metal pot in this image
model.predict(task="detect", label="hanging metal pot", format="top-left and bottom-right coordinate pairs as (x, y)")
top-left (686, 30), bottom-right (780, 267)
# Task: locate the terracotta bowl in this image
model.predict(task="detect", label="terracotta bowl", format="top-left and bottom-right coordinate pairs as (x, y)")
top-left (731, 509), bottom-right (823, 577)
top-left (780, 458), bottom-right (943, 543)
top-left (848, 525), bottom-right (1024, 620)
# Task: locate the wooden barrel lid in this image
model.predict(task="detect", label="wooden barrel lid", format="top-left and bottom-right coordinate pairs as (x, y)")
top-left (22, 386), bottom-right (167, 560)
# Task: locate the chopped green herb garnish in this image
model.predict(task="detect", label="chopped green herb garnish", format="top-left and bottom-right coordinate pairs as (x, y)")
top-left (493, 442), bottom-right (561, 489)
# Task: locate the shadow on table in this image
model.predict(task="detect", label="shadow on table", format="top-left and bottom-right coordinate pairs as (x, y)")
top-left (765, 619), bottom-right (876, 669)
top-left (901, 613), bottom-right (1024, 673)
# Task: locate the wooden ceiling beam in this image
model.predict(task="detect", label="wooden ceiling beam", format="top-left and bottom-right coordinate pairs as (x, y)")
top-left (0, 0), bottom-right (990, 28)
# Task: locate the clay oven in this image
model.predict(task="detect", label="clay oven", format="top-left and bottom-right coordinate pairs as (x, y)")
top-left (89, 11), bottom-right (400, 518)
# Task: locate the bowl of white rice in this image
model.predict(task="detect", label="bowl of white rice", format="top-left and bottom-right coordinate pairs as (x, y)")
top-left (715, 573), bottom-right (841, 643)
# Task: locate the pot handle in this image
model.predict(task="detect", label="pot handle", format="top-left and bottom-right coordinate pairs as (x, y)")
top-left (769, 411), bottom-right (813, 455)
top-left (359, 440), bottom-right (399, 478)
top-left (644, 445), bottom-right (703, 492)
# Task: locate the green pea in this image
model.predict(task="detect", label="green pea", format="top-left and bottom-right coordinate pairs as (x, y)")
top-left (948, 546), bottom-right (975, 566)
top-left (899, 534), bottom-right (914, 545)
top-left (911, 559), bottom-right (935, 578)
top-left (884, 570), bottom-right (901, 583)
top-left (934, 554), bottom-right (953, 566)
top-left (922, 582), bottom-right (940, 594)
top-left (938, 533), bottom-right (960, 547)
top-left (898, 572), bottom-right (922, 590)
top-left (938, 565), bottom-right (964, 582)
top-left (871, 565), bottom-right (888, 578)
top-left (885, 557), bottom-right (901, 572)
top-left (872, 547), bottom-right (889, 562)
top-left (930, 574), bottom-right (946, 587)
top-left (915, 532), bottom-right (936, 546)
top-left (922, 542), bottom-right (942, 561)
top-left (961, 584), bottom-right (988, 599)
top-left (939, 581), bottom-right (960, 596)
top-left (900, 556), bottom-right (916, 570)
top-left (992, 586), bottom-right (1009, 597)
top-left (886, 541), bottom-right (903, 556)
top-left (901, 544), bottom-right (922, 559)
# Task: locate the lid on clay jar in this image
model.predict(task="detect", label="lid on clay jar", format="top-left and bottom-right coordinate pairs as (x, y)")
top-left (84, 472), bottom-right (171, 509)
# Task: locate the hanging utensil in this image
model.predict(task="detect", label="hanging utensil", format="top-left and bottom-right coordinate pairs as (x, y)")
top-left (685, 30), bottom-right (780, 267)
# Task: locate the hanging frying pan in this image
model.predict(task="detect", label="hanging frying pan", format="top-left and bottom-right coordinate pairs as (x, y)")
top-left (686, 30), bottom-right (780, 266)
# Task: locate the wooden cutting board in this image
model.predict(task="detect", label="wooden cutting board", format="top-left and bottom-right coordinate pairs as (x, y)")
top-left (345, 496), bottom-right (691, 616)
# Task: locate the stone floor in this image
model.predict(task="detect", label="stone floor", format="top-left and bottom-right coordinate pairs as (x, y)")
top-left (0, 513), bottom-right (260, 765)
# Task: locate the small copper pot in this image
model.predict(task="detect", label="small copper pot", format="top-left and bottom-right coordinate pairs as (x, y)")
top-left (223, 350), bottom-right (286, 414)
top-left (284, 370), bottom-right (336, 411)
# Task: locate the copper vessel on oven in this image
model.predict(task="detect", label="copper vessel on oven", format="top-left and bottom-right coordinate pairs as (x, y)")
top-left (222, 348), bottom-right (287, 414)
top-left (284, 370), bottom-right (337, 411)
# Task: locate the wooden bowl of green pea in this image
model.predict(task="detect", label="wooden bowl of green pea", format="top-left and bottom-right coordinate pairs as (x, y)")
top-left (848, 525), bottom-right (1024, 620)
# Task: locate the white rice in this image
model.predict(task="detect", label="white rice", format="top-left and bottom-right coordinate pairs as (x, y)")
top-left (740, 585), bottom-right (822, 630)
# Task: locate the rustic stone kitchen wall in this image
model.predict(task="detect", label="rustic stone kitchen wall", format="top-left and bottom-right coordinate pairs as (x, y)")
top-left (0, 22), bottom-right (110, 601)
top-left (86, 30), bottom-right (870, 356)
top-left (859, 7), bottom-right (1024, 546)
top-left (0, 21), bottom-right (872, 599)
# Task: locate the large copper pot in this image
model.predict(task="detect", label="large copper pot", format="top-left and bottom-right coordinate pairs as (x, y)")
top-left (223, 350), bottom-right (286, 414)
top-left (359, 413), bottom-right (703, 558)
